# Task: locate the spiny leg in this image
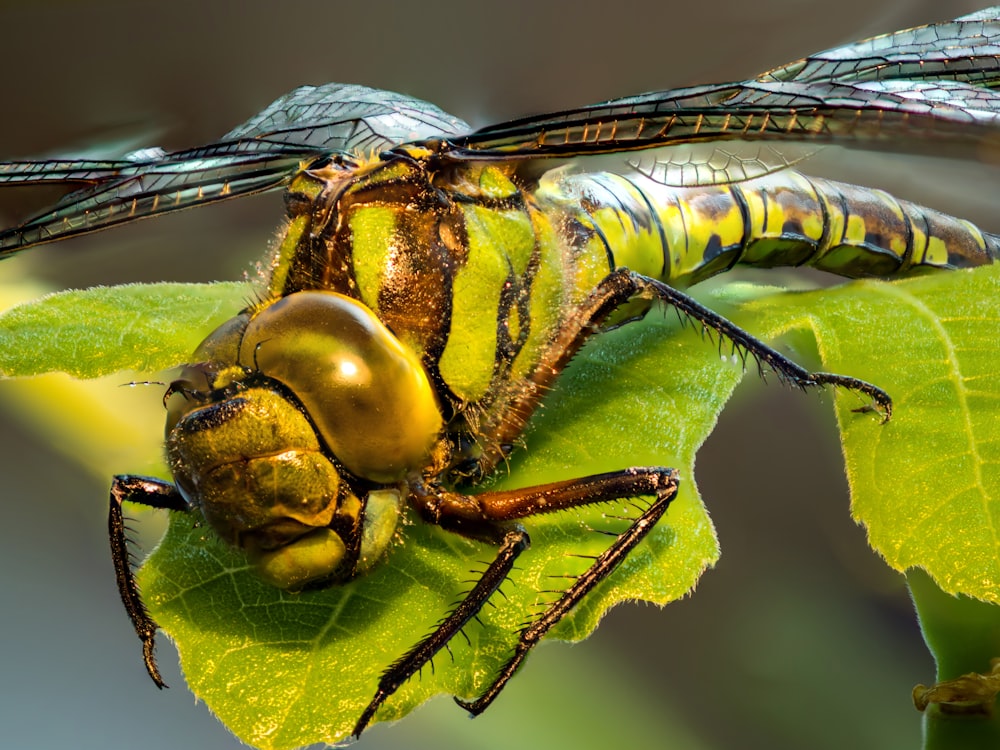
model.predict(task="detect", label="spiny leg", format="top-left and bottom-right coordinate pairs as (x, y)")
top-left (455, 467), bottom-right (680, 715)
top-left (353, 526), bottom-right (530, 738)
top-left (631, 274), bottom-right (892, 417)
top-left (354, 466), bottom-right (680, 736)
top-left (473, 268), bottom-right (891, 477)
top-left (109, 475), bottom-right (190, 688)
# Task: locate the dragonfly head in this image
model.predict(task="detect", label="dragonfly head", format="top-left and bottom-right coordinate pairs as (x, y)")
top-left (163, 290), bottom-right (443, 589)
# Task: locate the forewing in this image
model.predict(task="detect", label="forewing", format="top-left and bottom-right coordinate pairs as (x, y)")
top-left (0, 83), bottom-right (469, 256)
top-left (438, 9), bottom-right (1000, 165)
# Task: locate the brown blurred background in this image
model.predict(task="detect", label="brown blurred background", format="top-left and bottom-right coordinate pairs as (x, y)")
top-left (0, 1), bottom-right (991, 748)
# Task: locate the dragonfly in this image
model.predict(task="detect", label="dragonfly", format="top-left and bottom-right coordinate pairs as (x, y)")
top-left (1, 6), bottom-right (999, 742)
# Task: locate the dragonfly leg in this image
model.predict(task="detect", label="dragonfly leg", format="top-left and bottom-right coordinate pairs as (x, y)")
top-left (108, 475), bottom-right (190, 688)
top-left (475, 268), bottom-right (890, 476)
top-left (354, 466), bottom-right (679, 735)
top-left (454, 466), bottom-right (680, 715)
top-left (353, 524), bottom-right (530, 738)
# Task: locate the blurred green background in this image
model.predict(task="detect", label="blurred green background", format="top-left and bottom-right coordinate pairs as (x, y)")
top-left (0, 1), bottom-right (992, 748)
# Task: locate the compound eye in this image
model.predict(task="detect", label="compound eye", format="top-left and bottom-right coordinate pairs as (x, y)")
top-left (242, 291), bottom-right (442, 482)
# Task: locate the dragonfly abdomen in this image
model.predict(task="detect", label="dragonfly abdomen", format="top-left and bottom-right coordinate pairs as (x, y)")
top-left (553, 169), bottom-right (999, 288)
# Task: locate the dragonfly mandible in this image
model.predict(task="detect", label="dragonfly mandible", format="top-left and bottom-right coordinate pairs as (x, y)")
top-left (1, 7), bottom-right (999, 745)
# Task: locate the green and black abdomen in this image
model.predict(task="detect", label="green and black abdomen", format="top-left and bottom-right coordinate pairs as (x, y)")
top-left (550, 169), bottom-right (1000, 288)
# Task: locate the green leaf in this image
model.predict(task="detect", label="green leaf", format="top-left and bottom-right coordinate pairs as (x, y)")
top-left (730, 265), bottom-right (1000, 738)
top-left (732, 265), bottom-right (1000, 602)
top-left (2, 268), bottom-right (996, 747)
top-left (0, 277), bottom-right (735, 745)
top-left (0, 282), bottom-right (251, 377)
top-left (139, 307), bottom-right (733, 748)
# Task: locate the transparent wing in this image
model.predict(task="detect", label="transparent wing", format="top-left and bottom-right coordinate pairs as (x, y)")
top-left (221, 83), bottom-right (469, 153)
top-left (4, 11), bottom-right (1000, 256)
top-left (437, 9), bottom-right (1000, 162)
top-left (624, 143), bottom-right (819, 188)
top-left (0, 84), bottom-right (469, 256)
